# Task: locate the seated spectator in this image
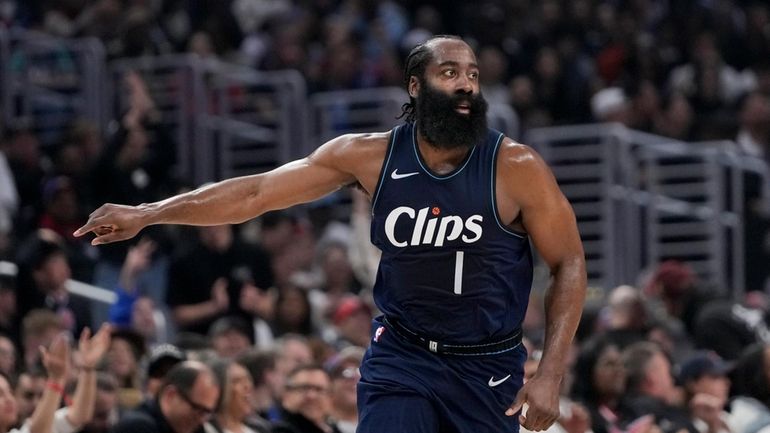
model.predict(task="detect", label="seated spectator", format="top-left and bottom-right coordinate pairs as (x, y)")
top-left (620, 342), bottom-right (697, 433)
top-left (678, 351), bottom-right (733, 433)
top-left (77, 373), bottom-right (119, 433)
top-left (235, 350), bottom-right (279, 420)
top-left (107, 328), bottom-right (146, 411)
top-left (111, 361), bottom-right (221, 433)
top-left (209, 316), bottom-right (253, 360)
top-left (144, 344), bottom-right (187, 398)
top-left (325, 347), bottom-right (364, 433)
top-left (20, 310), bottom-right (64, 372)
top-left (14, 231), bottom-right (92, 336)
top-left (206, 360), bottom-right (270, 433)
top-left (329, 296), bottom-right (371, 350)
top-left (0, 262), bottom-right (19, 348)
top-left (271, 364), bottom-right (339, 433)
top-left (570, 336), bottom-right (626, 433)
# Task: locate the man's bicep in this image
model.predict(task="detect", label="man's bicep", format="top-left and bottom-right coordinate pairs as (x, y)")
top-left (516, 159), bottom-right (584, 269)
top-left (256, 138), bottom-right (357, 211)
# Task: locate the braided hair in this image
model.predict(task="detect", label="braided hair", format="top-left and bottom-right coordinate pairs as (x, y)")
top-left (398, 35), bottom-right (463, 123)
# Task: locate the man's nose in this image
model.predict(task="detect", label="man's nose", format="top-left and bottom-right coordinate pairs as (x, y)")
top-left (456, 74), bottom-right (473, 93)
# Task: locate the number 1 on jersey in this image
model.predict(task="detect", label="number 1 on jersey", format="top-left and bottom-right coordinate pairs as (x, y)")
top-left (454, 251), bottom-right (464, 295)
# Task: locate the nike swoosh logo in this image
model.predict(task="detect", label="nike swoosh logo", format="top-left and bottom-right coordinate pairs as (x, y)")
top-left (488, 374), bottom-right (511, 387)
top-left (391, 169), bottom-right (419, 180)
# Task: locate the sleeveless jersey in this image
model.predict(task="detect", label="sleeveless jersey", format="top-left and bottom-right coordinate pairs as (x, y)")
top-left (370, 122), bottom-right (534, 344)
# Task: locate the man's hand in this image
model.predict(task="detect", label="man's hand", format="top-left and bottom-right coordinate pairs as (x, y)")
top-left (74, 203), bottom-right (148, 245)
top-left (507, 375), bottom-right (562, 431)
top-left (211, 278), bottom-right (229, 312)
top-left (239, 284), bottom-right (274, 320)
top-left (40, 333), bottom-right (70, 382)
top-left (78, 324), bottom-right (112, 370)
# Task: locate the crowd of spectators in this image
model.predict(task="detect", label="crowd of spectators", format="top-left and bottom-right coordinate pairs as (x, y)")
top-left (0, 1), bottom-right (769, 433)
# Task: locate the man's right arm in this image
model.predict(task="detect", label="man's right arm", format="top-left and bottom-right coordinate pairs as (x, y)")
top-left (75, 134), bottom-right (364, 245)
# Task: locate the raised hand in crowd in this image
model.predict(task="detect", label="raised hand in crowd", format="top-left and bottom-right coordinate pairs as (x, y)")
top-left (118, 238), bottom-right (156, 292)
top-left (67, 324), bottom-right (113, 428)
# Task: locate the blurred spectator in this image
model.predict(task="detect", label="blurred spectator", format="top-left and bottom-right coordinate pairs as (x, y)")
top-left (570, 336), bottom-right (626, 433)
top-left (14, 367), bottom-right (47, 423)
top-left (735, 92), bottom-right (770, 159)
top-left (693, 294), bottom-right (770, 361)
top-left (0, 261), bottom-right (19, 343)
top-left (325, 346), bottom-right (364, 433)
top-left (257, 211), bottom-right (315, 288)
top-left (591, 87), bottom-right (632, 125)
top-left (206, 359), bottom-right (271, 433)
top-left (20, 309), bottom-right (64, 372)
top-left (729, 344), bottom-right (770, 410)
top-left (643, 260), bottom-right (722, 339)
top-left (3, 125), bottom-right (47, 238)
top-left (678, 352), bottom-right (733, 433)
top-left (166, 224), bottom-right (273, 336)
top-left (0, 145), bottom-right (18, 255)
top-left (77, 373), bottom-right (119, 433)
top-left (235, 349), bottom-right (278, 420)
top-left (14, 231), bottom-right (92, 336)
top-left (602, 285), bottom-right (649, 349)
top-left (271, 285), bottom-right (314, 338)
top-left (0, 334), bottom-right (16, 377)
top-left (209, 316), bottom-right (253, 360)
top-left (266, 335), bottom-right (313, 421)
top-left (107, 328), bottom-right (145, 411)
top-left (144, 344), bottom-right (186, 398)
top-left (111, 361), bottom-right (221, 433)
top-left (329, 296), bottom-right (372, 350)
top-left (271, 364), bottom-right (339, 433)
top-left (1, 332), bottom-right (73, 433)
top-left (620, 341), bottom-right (696, 433)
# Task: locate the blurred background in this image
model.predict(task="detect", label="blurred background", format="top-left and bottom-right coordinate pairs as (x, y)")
top-left (1, 1), bottom-right (770, 433)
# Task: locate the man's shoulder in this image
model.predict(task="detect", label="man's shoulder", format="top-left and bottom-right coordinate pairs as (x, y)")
top-left (496, 137), bottom-right (540, 165)
top-left (112, 405), bottom-right (165, 433)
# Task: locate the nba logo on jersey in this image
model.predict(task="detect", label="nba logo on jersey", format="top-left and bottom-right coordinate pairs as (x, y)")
top-left (373, 326), bottom-right (385, 342)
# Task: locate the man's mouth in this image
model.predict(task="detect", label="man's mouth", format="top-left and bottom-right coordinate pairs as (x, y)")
top-left (455, 102), bottom-right (471, 114)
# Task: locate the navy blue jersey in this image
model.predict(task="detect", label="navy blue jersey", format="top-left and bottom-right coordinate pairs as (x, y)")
top-left (370, 122), bottom-right (533, 344)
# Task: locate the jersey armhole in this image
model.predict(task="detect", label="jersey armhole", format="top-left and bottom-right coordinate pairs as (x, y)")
top-left (370, 125), bottom-right (400, 214)
top-left (491, 134), bottom-right (527, 239)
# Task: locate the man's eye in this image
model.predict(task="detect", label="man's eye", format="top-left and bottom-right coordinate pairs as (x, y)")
top-left (443, 70), bottom-right (456, 77)
top-left (469, 72), bottom-right (479, 79)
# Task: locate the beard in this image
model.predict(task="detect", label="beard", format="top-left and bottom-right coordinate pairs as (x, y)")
top-left (414, 79), bottom-right (489, 150)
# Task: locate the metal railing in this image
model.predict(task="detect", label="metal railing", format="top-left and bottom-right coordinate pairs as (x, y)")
top-left (527, 123), bottom-right (769, 295)
top-left (0, 28), bottom-right (106, 144)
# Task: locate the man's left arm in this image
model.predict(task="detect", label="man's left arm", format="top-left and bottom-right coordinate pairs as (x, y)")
top-left (500, 142), bottom-right (587, 431)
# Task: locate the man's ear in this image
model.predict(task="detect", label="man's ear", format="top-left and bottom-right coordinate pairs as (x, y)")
top-left (408, 76), bottom-right (420, 98)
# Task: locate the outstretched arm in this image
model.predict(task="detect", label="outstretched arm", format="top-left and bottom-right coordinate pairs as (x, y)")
top-left (74, 135), bottom-right (361, 245)
top-left (500, 142), bottom-right (586, 431)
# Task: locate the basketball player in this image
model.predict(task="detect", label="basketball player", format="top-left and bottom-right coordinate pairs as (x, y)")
top-left (75, 36), bottom-right (586, 433)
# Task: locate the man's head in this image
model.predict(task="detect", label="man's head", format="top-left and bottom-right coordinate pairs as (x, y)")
top-left (80, 373), bottom-right (119, 433)
top-left (145, 344), bottom-right (186, 396)
top-left (623, 342), bottom-right (675, 404)
top-left (326, 346), bottom-right (364, 416)
top-left (158, 361), bottom-right (220, 433)
top-left (281, 364), bottom-right (332, 426)
top-left (679, 351), bottom-right (731, 403)
top-left (14, 369), bottom-right (46, 421)
top-left (400, 36), bottom-right (488, 150)
top-left (209, 316), bottom-right (253, 360)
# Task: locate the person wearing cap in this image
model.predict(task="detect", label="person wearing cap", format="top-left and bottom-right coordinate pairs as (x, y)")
top-left (329, 296), bottom-right (372, 350)
top-left (209, 316), bottom-right (253, 361)
top-left (679, 352), bottom-right (733, 433)
top-left (145, 344), bottom-right (187, 397)
top-left (325, 347), bottom-right (364, 433)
